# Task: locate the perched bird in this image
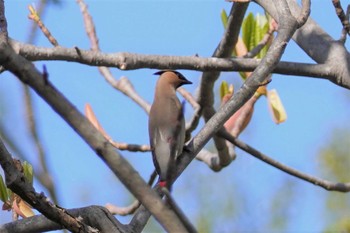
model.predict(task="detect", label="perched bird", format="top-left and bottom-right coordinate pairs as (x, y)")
top-left (149, 70), bottom-right (192, 188)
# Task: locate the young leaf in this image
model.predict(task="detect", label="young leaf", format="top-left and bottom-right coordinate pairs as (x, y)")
top-left (221, 9), bottom-right (228, 29)
top-left (13, 197), bottom-right (35, 218)
top-left (267, 89), bottom-right (287, 124)
top-left (242, 13), bottom-right (255, 51)
top-left (23, 161), bottom-right (34, 186)
top-left (220, 81), bottom-right (229, 100)
top-left (0, 175), bottom-right (9, 203)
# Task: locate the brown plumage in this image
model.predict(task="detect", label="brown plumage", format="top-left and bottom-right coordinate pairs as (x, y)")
top-left (148, 70), bottom-right (192, 188)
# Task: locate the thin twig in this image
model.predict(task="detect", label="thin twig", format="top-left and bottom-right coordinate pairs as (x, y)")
top-left (177, 87), bottom-right (201, 140)
top-left (105, 201), bottom-right (140, 216)
top-left (339, 5), bottom-right (350, 43)
top-left (22, 85), bottom-right (58, 204)
top-left (85, 103), bottom-right (151, 152)
top-left (23, 1), bottom-right (59, 205)
top-left (332, 0), bottom-right (350, 36)
top-left (28, 5), bottom-right (58, 47)
top-left (76, 0), bottom-right (151, 114)
top-left (104, 170), bottom-right (157, 216)
top-left (243, 23), bottom-right (276, 59)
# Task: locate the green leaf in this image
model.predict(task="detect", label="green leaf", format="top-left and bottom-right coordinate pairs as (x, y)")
top-left (221, 9), bottom-right (228, 29)
top-left (238, 71), bottom-right (247, 80)
top-left (23, 161), bottom-right (34, 186)
top-left (256, 14), bottom-right (269, 58)
top-left (242, 12), bottom-right (271, 59)
top-left (261, 19), bottom-right (270, 57)
top-left (220, 81), bottom-right (229, 100)
top-left (242, 13), bottom-right (255, 51)
top-left (0, 175), bottom-right (9, 202)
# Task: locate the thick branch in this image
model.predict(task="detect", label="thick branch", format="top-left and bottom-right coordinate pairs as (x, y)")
top-left (255, 0), bottom-right (350, 89)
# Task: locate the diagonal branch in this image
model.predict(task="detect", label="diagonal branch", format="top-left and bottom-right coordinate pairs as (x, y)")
top-left (176, 0), bottom-right (300, 192)
top-left (76, 0), bottom-right (151, 114)
top-left (0, 138), bottom-right (93, 232)
top-left (219, 130), bottom-right (350, 192)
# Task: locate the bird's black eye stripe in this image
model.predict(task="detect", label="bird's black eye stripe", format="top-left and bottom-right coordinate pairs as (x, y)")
top-left (173, 71), bottom-right (187, 81)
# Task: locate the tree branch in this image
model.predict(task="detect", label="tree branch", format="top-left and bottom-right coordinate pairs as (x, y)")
top-left (0, 138), bottom-right (93, 232)
top-left (76, 0), bottom-right (151, 115)
top-left (0, 206), bottom-right (129, 233)
top-left (176, 0), bottom-right (299, 191)
top-left (219, 130), bottom-right (350, 192)
top-left (8, 40), bottom-right (342, 88)
top-left (332, 0), bottom-right (350, 36)
top-left (255, 0), bottom-right (350, 89)
top-left (196, 2), bottom-right (249, 168)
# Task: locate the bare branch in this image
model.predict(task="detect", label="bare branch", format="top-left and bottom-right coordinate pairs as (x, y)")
top-left (22, 84), bottom-right (58, 204)
top-left (105, 201), bottom-right (140, 216)
top-left (21, 2), bottom-right (60, 206)
top-left (85, 103), bottom-right (150, 152)
top-left (339, 5), bottom-right (350, 43)
top-left (256, 0), bottom-right (350, 89)
top-left (176, 0), bottom-right (300, 187)
top-left (0, 138), bottom-right (94, 232)
top-left (219, 130), bottom-right (350, 192)
top-left (332, 0), bottom-right (350, 36)
top-left (76, 0), bottom-right (151, 114)
top-left (28, 5), bottom-right (58, 47)
top-left (177, 87), bottom-right (201, 140)
top-left (0, 206), bottom-right (128, 233)
top-left (0, 0), bottom-right (8, 41)
top-left (197, 3), bottom-right (249, 168)
top-left (296, 0), bottom-right (311, 27)
top-left (105, 170), bottom-right (157, 216)
top-left (8, 40), bottom-right (343, 88)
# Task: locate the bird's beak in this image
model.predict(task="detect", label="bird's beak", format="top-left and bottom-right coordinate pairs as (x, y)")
top-left (183, 79), bottom-right (192, 85)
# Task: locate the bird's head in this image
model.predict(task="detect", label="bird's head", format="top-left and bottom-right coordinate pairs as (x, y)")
top-left (154, 70), bottom-right (192, 89)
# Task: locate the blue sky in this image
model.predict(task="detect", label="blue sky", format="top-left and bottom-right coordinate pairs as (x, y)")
top-left (1, 1), bottom-right (350, 232)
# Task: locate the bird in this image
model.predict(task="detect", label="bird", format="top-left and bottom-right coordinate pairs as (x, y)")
top-left (149, 70), bottom-right (192, 189)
